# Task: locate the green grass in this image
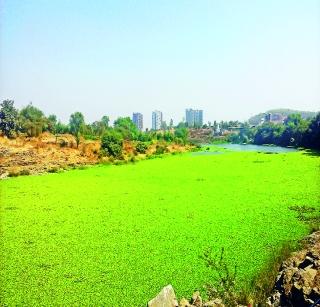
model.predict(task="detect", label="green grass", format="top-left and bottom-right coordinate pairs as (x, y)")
top-left (1, 150), bottom-right (319, 306)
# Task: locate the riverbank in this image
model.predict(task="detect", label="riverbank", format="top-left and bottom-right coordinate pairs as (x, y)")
top-left (0, 133), bottom-right (193, 178)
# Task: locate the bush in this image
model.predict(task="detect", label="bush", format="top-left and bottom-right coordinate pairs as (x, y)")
top-left (114, 160), bottom-right (126, 165)
top-left (101, 130), bottom-right (123, 158)
top-left (201, 247), bottom-right (239, 306)
top-left (135, 141), bottom-right (148, 154)
top-left (8, 170), bottom-right (19, 177)
top-left (174, 137), bottom-right (183, 145)
top-left (129, 155), bottom-right (136, 163)
top-left (19, 169), bottom-right (30, 176)
top-left (48, 167), bottom-right (59, 173)
top-left (155, 144), bottom-right (167, 155)
top-left (108, 143), bottom-right (122, 157)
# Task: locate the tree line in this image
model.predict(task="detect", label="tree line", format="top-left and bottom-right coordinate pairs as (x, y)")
top-left (228, 113), bottom-right (320, 150)
top-left (0, 100), bottom-right (189, 156)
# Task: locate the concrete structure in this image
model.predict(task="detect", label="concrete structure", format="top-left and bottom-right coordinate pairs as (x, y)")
top-left (186, 108), bottom-right (203, 127)
top-left (152, 110), bottom-right (163, 130)
top-left (260, 113), bottom-right (286, 125)
top-left (132, 112), bottom-right (143, 131)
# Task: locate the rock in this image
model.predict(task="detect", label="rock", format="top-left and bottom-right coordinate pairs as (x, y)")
top-left (190, 291), bottom-right (202, 307)
top-left (267, 231), bottom-right (320, 306)
top-left (298, 256), bottom-right (315, 269)
top-left (266, 291), bottom-right (281, 307)
top-left (148, 285), bottom-right (179, 307)
top-left (179, 298), bottom-right (191, 307)
top-left (0, 171), bottom-right (9, 179)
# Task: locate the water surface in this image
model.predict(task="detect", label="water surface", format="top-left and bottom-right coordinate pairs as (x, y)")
top-left (221, 143), bottom-right (298, 153)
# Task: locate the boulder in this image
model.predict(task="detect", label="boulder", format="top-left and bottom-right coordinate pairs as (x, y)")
top-left (267, 231), bottom-right (320, 306)
top-left (148, 285), bottom-right (179, 307)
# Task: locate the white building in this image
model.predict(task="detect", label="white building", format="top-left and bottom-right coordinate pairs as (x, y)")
top-left (186, 108), bottom-right (203, 127)
top-left (152, 110), bottom-right (163, 130)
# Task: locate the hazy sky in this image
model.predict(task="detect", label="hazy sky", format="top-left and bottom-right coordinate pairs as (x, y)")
top-left (1, 0), bottom-right (319, 127)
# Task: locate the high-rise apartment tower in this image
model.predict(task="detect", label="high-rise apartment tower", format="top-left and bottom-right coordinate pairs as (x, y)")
top-left (132, 112), bottom-right (143, 131)
top-left (185, 109), bottom-right (203, 127)
top-left (152, 110), bottom-right (163, 130)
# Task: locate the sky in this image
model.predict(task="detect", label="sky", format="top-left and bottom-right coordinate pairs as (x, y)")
top-left (0, 0), bottom-right (319, 128)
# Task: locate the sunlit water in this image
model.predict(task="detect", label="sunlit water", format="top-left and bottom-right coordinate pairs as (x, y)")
top-left (192, 144), bottom-right (298, 155)
top-left (222, 143), bottom-right (298, 153)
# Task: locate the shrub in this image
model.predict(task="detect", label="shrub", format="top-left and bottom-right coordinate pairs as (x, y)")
top-left (129, 155), bottom-right (136, 163)
top-left (19, 169), bottom-right (30, 176)
top-left (155, 144), bottom-right (167, 155)
top-left (201, 242), bottom-right (298, 306)
top-left (48, 167), bottom-right (59, 173)
top-left (8, 170), bottom-right (19, 177)
top-left (101, 130), bottom-right (123, 158)
top-left (174, 137), bottom-right (183, 145)
top-left (201, 247), bottom-right (239, 306)
top-left (135, 141), bottom-right (148, 154)
top-left (114, 160), bottom-right (126, 165)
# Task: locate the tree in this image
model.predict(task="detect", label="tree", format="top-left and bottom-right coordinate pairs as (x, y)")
top-left (47, 114), bottom-right (57, 134)
top-left (19, 103), bottom-right (47, 137)
top-left (161, 121), bottom-right (168, 130)
top-left (114, 117), bottom-right (138, 140)
top-left (163, 131), bottom-right (174, 142)
top-left (69, 112), bottom-right (85, 147)
top-left (302, 113), bottom-right (320, 150)
top-left (253, 123), bottom-right (277, 145)
top-left (0, 100), bottom-right (18, 138)
top-left (20, 103), bottom-right (44, 121)
top-left (101, 115), bottom-right (110, 127)
top-left (90, 115), bottom-right (110, 137)
top-left (169, 119), bottom-right (174, 129)
top-left (174, 126), bottom-right (188, 144)
top-left (55, 121), bottom-right (70, 134)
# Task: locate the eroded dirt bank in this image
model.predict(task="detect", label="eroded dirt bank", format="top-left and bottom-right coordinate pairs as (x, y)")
top-left (0, 133), bottom-right (192, 178)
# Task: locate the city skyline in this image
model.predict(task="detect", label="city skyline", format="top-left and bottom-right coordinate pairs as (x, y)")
top-left (1, 1), bottom-right (319, 128)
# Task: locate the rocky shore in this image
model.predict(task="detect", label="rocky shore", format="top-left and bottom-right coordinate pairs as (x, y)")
top-left (267, 231), bottom-right (320, 307)
top-left (148, 232), bottom-right (320, 307)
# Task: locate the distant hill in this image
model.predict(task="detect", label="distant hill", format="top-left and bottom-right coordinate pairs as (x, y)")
top-left (248, 109), bottom-right (317, 125)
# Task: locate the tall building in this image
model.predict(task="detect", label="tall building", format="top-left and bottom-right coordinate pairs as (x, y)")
top-left (186, 109), bottom-right (203, 127)
top-left (132, 112), bottom-right (143, 131)
top-left (152, 110), bottom-right (163, 130)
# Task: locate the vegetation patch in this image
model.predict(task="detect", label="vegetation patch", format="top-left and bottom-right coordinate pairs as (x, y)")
top-left (289, 205), bottom-right (320, 231)
top-left (1, 151), bottom-right (319, 306)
